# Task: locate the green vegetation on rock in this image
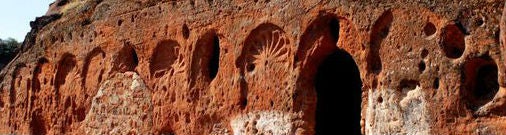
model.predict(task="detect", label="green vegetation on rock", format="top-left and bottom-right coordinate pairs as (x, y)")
top-left (0, 38), bottom-right (21, 69)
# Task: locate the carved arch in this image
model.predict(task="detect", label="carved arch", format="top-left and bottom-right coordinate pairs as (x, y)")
top-left (54, 53), bottom-right (76, 93)
top-left (81, 47), bottom-right (106, 90)
top-left (236, 23), bottom-right (293, 110)
top-left (149, 40), bottom-right (180, 79)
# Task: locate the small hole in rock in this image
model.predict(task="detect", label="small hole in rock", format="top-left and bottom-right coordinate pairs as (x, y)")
top-left (377, 96), bottom-right (383, 103)
top-left (118, 19), bottom-right (123, 26)
top-left (433, 77), bottom-right (440, 89)
top-left (418, 61), bottom-right (426, 73)
top-left (81, 19), bottom-right (91, 26)
top-left (182, 24), bottom-right (190, 39)
top-left (424, 22), bottom-right (436, 36)
top-left (475, 17), bottom-right (484, 27)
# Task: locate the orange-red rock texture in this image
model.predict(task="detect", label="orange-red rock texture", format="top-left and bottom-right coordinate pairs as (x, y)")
top-left (2, 0), bottom-right (506, 134)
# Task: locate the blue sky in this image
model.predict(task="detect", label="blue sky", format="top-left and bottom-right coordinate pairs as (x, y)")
top-left (0, 0), bottom-right (55, 41)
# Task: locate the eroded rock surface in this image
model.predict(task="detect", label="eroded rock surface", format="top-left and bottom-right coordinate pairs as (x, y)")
top-left (81, 72), bottom-right (152, 134)
top-left (1, 0), bottom-right (506, 134)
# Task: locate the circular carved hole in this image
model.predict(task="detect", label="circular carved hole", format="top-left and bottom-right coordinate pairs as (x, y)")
top-left (423, 22), bottom-right (436, 36)
top-left (441, 24), bottom-right (465, 58)
top-left (182, 24), bottom-right (190, 39)
top-left (475, 17), bottom-right (484, 27)
top-left (377, 96), bottom-right (383, 103)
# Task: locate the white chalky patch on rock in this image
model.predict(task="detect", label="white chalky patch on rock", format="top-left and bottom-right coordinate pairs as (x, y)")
top-left (231, 111), bottom-right (295, 135)
top-left (365, 86), bottom-right (430, 134)
top-left (399, 86), bottom-right (430, 134)
top-left (80, 71), bottom-right (153, 134)
top-left (130, 73), bottom-right (145, 90)
top-left (365, 88), bottom-right (404, 134)
top-left (210, 123), bottom-right (230, 135)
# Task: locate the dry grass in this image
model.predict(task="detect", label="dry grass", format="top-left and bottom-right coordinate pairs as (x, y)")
top-left (60, 0), bottom-right (89, 14)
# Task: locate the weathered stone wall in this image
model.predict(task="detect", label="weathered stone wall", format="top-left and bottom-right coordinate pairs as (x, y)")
top-left (1, 0), bottom-right (506, 134)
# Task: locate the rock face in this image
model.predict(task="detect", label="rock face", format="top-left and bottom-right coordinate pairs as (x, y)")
top-left (1, 0), bottom-right (506, 134)
top-left (80, 72), bottom-right (152, 134)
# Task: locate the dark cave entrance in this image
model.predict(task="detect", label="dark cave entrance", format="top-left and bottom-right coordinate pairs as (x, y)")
top-left (314, 49), bottom-right (362, 134)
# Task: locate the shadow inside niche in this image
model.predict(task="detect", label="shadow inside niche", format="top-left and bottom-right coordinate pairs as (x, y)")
top-left (464, 55), bottom-right (499, 112)
top-left (315, 49), bottom-right (362, 135)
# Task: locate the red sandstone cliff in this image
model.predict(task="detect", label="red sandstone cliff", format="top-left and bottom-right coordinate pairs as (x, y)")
top-left (1, 0), bottom-right (506, 134)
